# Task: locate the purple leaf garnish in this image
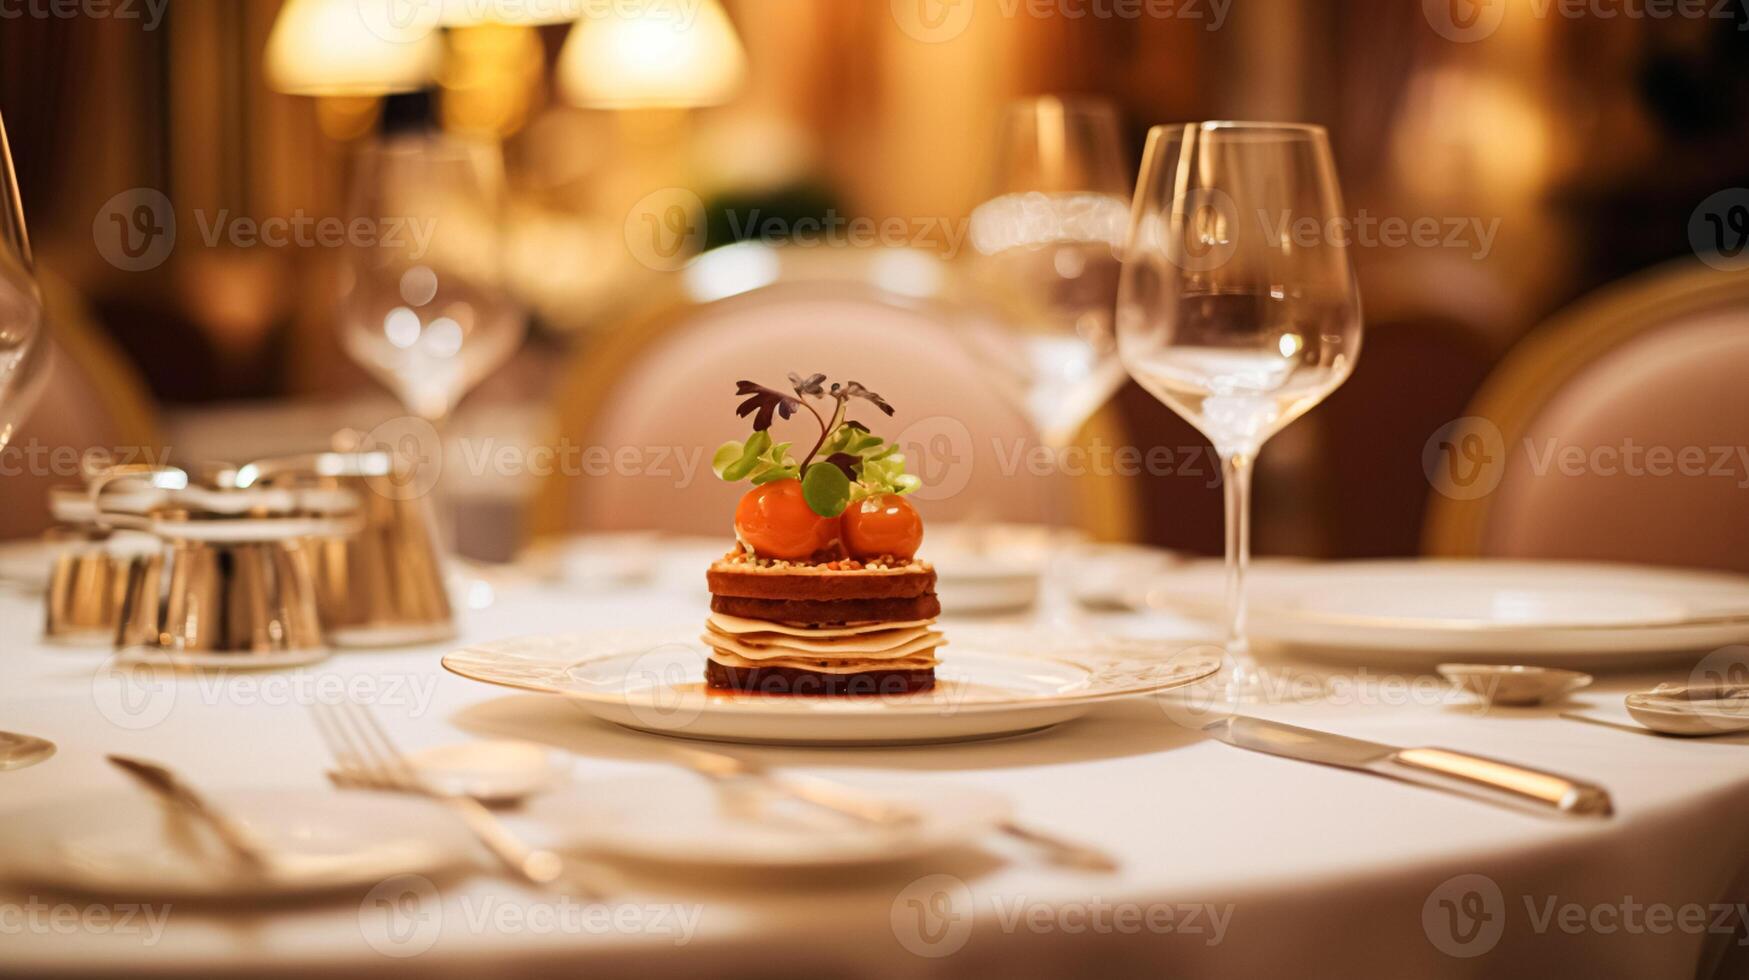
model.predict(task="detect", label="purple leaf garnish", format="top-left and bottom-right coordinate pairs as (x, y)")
top-left (735, 380), bottom-right (800, 432)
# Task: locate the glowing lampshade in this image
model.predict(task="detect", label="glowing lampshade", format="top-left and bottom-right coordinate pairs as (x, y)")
top-left (556, 0), bottom-right (747, 109)
top-left (438, 0), bottom-right (579, 26)
top-left (265, 0), bottom-right (442, 96)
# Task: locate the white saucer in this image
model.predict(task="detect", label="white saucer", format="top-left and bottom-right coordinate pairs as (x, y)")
top-left (933, 568), bottom-right (1043, 615)
top-left (1138, 560), bottom-right (1749, 669)
top-left (926, 523), bottom-right (1061, 615)
top-left (0, 788), bottom-right (473, 901)
top-left (1063, 543), bottom-right (1181, 610)
top-left (442, 626), bottom-right (1221, 746)
top-left (1624, 684), bottom-right (1749, 736)
top-left (523, 771), bottom-right (1009, 870)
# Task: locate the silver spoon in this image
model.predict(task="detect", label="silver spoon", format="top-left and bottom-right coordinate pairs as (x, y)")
top-left (0, 731), bottom-right (56, 771)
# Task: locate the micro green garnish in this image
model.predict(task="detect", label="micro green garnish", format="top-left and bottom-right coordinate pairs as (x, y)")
top-left (714, 373), bottom-right (919, 517)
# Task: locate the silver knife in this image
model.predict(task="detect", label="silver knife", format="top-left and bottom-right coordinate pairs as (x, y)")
top-left (1204, 717), bottom-right (1613, 818)
top-left (668, 746), bottom-right (1120, 869)
top-left (107, 755), bottom-right (273, 874)
top-left (666, 746), bottom-right (921, 826)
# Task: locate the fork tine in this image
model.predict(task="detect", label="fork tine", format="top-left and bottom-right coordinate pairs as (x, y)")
top-left (307, 701), bottom-right (357, 776)
top-left (331, 700), bottom-right (393, 787)
top-left (331, 699), bottom-right (417, 789)
top-left (350, 700), bottom-right (422, 786)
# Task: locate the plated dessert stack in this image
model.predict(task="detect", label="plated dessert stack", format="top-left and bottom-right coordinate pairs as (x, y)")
top-left (703, 373), bottom-right (942, 696)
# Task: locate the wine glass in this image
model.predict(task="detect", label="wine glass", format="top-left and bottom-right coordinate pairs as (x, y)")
top-left (1117, 122), bottom-right (1363, 695)
top-left (0, 110), bottom-right (55, 770)
top-left (968, 96), bottom-right (1132, 448)
top-left (339, 133), bottom-right (524, 425)
top-left (338, 132), bottom-right (525, 558)
top-left (0, 110), bottom-right (47, 453)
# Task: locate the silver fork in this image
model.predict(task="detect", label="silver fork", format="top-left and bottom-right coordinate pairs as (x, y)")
top-left (308, 700), bottom-right (587, 892)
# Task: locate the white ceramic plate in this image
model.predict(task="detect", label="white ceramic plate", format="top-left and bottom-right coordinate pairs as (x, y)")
top-left (927, 524), bottom-right (1063, 615)
top-left (442, 626), bottom-right (1221, 746)
top-left (0, 789), bottom-right (473, 901)
top-left (522, 772), bottom-right (1009, 870)
top-left (1063, 543), bottom-right (1183, 610)
top-left (1137, 560), bottom-right (1749, 669)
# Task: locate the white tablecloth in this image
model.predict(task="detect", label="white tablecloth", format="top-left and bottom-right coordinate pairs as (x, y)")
top-left (4, 560), bottom-right (1749, 979)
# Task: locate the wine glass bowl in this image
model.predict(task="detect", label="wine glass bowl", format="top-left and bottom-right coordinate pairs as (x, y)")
top-left (0, 111), bottom-right (45, 455)
top-left (0, 254), bottom-right (45, 450)
top-left (339, 136), bottom-right (523, 424)
top-left (1118, 122), bottom-right (1363, 687)
top-left (968, 96), bottom-right (1133, 448)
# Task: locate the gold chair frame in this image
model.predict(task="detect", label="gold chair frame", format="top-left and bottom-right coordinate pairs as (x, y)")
top-left (1423, 257), bottom-right (1749, 557)
top-left (529, 244), bottom-right (1139, 544)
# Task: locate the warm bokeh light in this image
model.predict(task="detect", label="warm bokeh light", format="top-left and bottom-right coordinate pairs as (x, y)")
top-left (264, 0), bottom-right (442, 96)
top-left (556, 0), bottom-right (748, 109)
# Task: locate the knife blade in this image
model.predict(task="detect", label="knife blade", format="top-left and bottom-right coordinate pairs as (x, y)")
top-left (1204, 716), bottom-right (1613, 818)
top-left (667, 746), bottom-right (1121, 869)
top-left (667, 746), bottom-right (920, 826)
top-left (107, 755), bottom-right (273, 874)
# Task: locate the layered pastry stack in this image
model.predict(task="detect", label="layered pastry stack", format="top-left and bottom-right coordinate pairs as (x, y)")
top-left (703, 554), bottom-right (943, 695)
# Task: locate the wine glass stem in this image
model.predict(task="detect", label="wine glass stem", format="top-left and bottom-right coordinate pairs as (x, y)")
top-left (1219, 449), bottom-right (1255, 670)
top-left (426, 411), bottom-right (460, 560)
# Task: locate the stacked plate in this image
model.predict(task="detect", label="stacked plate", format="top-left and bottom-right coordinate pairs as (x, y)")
top-left (1126, 559), bottom-right (1749, 670)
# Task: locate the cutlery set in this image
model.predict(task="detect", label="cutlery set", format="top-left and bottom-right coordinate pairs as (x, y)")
top-left (307, 700), bottom-right (580, 891)
top-left (82, 704), bottom-right (1115, 895)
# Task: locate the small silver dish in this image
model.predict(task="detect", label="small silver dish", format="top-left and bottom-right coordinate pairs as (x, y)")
top-left (93, 466), bottom-right (359, 665)
top-left (42, 484), bottom-right (166, 645)
top-left (1438, 663), bottom-right (1594, 707)
top-left (1624, 683), bottom-right (1749, 737)
top-left (234, 438), bottom-right (453, 648)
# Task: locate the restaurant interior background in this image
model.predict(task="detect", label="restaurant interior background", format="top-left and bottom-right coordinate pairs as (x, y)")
top-left (2, 0), bottom-right (1746, 567)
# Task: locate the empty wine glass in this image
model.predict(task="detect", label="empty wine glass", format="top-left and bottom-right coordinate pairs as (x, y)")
top-left (0, 110), bottom-right (47, 456)
top-left (0, 110), bottom-right (55, 771)
top-left (969, 96), bottom-right (1131, 448)
top-left (1117, 122), bottom-right (1363, 695)
top-left (339, 133), bottom-right (524, 425)
top-left (338, 131), bottom-right (525, 560)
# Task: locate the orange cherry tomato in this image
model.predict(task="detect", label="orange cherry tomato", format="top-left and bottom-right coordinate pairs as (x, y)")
top-left (842, 494), bottom-right (923, 560)
top-left (735, 480), bottom-right (841, 560)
